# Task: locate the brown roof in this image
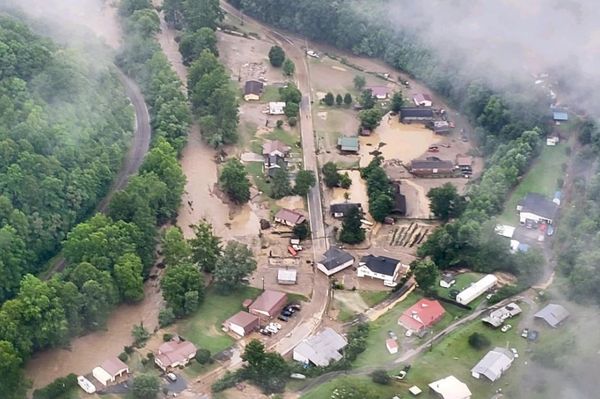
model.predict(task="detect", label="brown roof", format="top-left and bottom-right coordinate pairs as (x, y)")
top-left (456, 155), bottom-right (473, 166)
top-left (225, 311), bottom-right (259, 329)
top-left (100, 357), bottom-right (129, 376)
top-left (244, 80), bottom-right (264, 96)
top-left (274, 208), bottom-right (306, 225)
top-left (249, 290), bottom-right (288, 316)
top-left (413, 93), bottom-right (432, 103)
top-left (262, 139), bottom-right (290, 155)
top-left (366, 85), bottom-right (390, 97)
top-left (157, 340), bottom-right (197, 367)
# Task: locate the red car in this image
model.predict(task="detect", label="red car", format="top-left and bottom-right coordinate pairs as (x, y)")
top-left (428, 146), bottom-right (439, 152)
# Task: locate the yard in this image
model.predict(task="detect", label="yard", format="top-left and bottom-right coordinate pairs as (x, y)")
top-left (435, 272), bottom-right (484, 302)
top-left (300, 376), bottom-right (400, 399)
top-left (499, 143), bottom-right (569, 224)
top-left (177, 286), bottom-right (261, 354)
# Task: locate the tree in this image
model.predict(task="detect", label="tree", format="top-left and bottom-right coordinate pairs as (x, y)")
top-left (241, 339), bottom-right (290, 394)
top-left (114, 254), bottom-right (144, 303)
top-left (468, 332), bottom-right (491, 350)
top-left (268, 45), bottom-right (285, 67)
top-left (132, 374), bottom-right (160, 399)
top-left (359, 89), bottom-right (376, 109)
top-left (339, 172), bottom-right (352, 189)
top-left (189, 221), bottom-right (221, 272)
top-left (282, 58), bottom-right (295, 76)
top-left (214, 242), bottom-right (256, 292)
top-left (183, 0), bottom-right (223, 31)
top-left (353, 75), bottom-right (366, 91)
top-left (343, 93), bottom-right (353, 106)
top-left (162, 226), bottom-right (192, 267)
top-left (324, 92), bottom-right (335, 106)
top-left (270, 168), bottom-right (292, 199)
top-left (219, 159), bottom-right (251, 204)
top-left (294, 170), bottom-right (316, 196)
top-left (158, 307), bottom-right (175, 327)
top-left (412, 259), bottom-right (439, 293)
top-left (359, 108), bottom-right (383, 130)
top-left (279, 83), bottom-right (302, 104)
top-left (322, 162), bottom-right (341, 187)
top-left (369, 193), bottom-right (393, 222)
top-left (427, 183), bottom-right (466, 222)
top-left (284, 102), bottom-right (299, 118)
top-left (390, 91), bottom-right (404, 113)
top-left (119, 0), bottom-right (152, 17)
top-left (132, 323), bottom-right (150, 347)
top-left (179, 27), bottom-right (218, 65)
top-left (0, 341), bottom-right (25, 399)
top-left (160, 263), bottom-right (204, 317)
top-left (336, 94), bottom-right (344, 106)
top-left (370, 369), bottom-right (391, 385)
top-left (339, 207), bottom-right (365, 244)
top-left (196, 348), bottom-right (212, 364)
top-left (293, 221), bottom-right (311, 240)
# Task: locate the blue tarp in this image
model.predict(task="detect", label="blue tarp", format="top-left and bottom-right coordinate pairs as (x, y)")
top-left (553, 111), bottom-right (568, 121)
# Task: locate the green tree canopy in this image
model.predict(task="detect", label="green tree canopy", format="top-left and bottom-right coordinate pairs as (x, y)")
top-left (390, 91), bottom-right (404, 113)
top-left (282, 58), bottom-right (295, 76)
top-left (359, 108), bottom-right (383, 130)
top-left (324, 92), bottom-right (335, 106)
top-left (412, 259), bottom-right (439, 293)
top-left (132, 374), bottom-right (160, 399)
top-left (214, 241), bottom-right (256, 292)
top-left (268, 45), bottom-right (286, 67)
top-left (353, 75), bottom-right (366, 91)
top-left (322, 162), bottom-right (341, 188)
top-left (114, 253), bottom-right (144, 303)
top-left (189, 221), bottom-right (222, 272)
top-left (162, 226), bottom-right (192, 267)
top-left (427, 183), bottom-right (466, 222)
top-left (219, 159), bottom-right (251, 204)
top-left (270, 168), bottom-right (292, 199)
top-left (179, 27), bottom-right (219, 65)
top-left (339, 207), bottom-right (365, 244)
top-left (160, 263), bottom-right (204, 317)
top-left (294, 170), bottom-right (316, 196)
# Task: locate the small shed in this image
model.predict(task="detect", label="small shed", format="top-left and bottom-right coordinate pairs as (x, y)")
top-left (386, 338), bottom-right (398, 354)
top-left (553, 111), bottom-right (568, 122)
top-left (274, 208), bottom-right (306, 227)
top-left (337, 136), bottom-right (359, 153)
top-left (92, 358), bottom-right (129, 386)
top-left (366, 85), bottom-right (390, 100)
top-left (277, 268), bottom-right (297, 285)
top-left (223, 311), bottom-right (260, 337)
top-left (409, 386), bottom-right (423, 396)
top-left (244, 80), bottom-right (263, 101)
top-left (269, 101), bottom-right (286, 115)
top-left (534, 303), bottom-right (569, 328)
top-left (413, 93), bottom-right (433, 107)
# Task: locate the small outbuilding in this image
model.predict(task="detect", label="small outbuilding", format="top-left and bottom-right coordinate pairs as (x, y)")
top-left (92, 358), bottom-right (129, 386)
top-left (482, 302), bottom-right (522, 328)
top-left (534, 303), bottom-right (569, 328)
top-left (366, 85), bottom-right (390, 100)
top-left (269, 101), bottom-right (286, 115)
top-left (386, 338), bottom-right (398, 354)
top-left (316, 247), bottom-right (355, 276)
top-left (337, 136), bottom-right (360, 153)
top-left (249, 290), bottom-right (288, 318)
top-left (471, 347), bottom-right (514, 382)
top-left (244, 80), bottom-right (263, 101)
top-left (274, 208), bottom-right (306, 227)
top-left (155, 339), bottom-right (197, 371)
top-left (439, 273), bottom-right (456, 288)
top-left (400, 107), bottom-right (434, 122)
top-left (223, 311), bottom-right (260, 337)
top-left (428, 375), bottom-right (472, 399)
top-left (553, 111), bottom-right (568, 122)
top-left (413, 93), bottom-right (433, 107)
top-left (277, 268), bottom-right (297, 285)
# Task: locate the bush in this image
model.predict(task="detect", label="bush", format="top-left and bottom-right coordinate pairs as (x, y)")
top-left (339, 172), bottom-right (352, 189)
top-left (33, 374), bottom-right (77, 399)
top-left (163, 333), bottom-right (174, 342)
top-left (371, 369), bottom-right (391, 385)
top-left (212, 370), bottom-right (244, 393)
top-left (276, 120), bottom-right (284, 128)
top-left (196, 348), bottom-right (212, 364)
top-left (468, 332), bottom-right (491, 350)
top-left (124, 345), bottom-right (134, 354)
top-left (288, 116), bottom-right (298, 126)
top-left (118, 352), bottom-right (129, 362)
top-left (159, 307), bottom-right (176, 327)
top-left (132, 374), bottom-right (160, 399)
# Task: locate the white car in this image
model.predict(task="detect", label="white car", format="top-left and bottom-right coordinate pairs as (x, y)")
top-left (266, 325), bottom-right (279, 334)
top-left (501, 324), bottom-right (512, 333)
top-left (271, 322), bottom-right (282, 330)
top-left (167, 373), bottom-right (177, 382)
top-left (405, 330), bottom-right (413, 337)
top-left (510, 348), bottom-right (519, 358)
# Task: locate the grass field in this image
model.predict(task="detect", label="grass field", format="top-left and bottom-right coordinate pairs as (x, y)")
top-left (266, 127), bottom-right (299, 147)
top-left (435, 272), bottom-right (483, 301)
top-left (300, 376), bottom-right (400, 399)
top-left (332, 299), bottom-right (358, 322)
top-left (359, 290), bottom-right (390, 308)
top-left (245, 161), bottom-right (271, 196)
top-left (177, 286), bottom-right (261, 354)
top-left (261, 85), bottom-right (281, 102)
top-left (499, 143), bottom-right (569, 224)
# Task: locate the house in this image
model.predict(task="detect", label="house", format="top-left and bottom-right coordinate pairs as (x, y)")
top-left (390, 182), bottom-right (406, 215)
top-left (409, 159), bottom-right (455, 177)
top-left (244, 80), bottom-right (263, 101)
top-left (366, 85), bottom-right (390, 100)
top-left (262, 139), bottom-right (290, 158)
top-left (92, 358), bottom-right (129, 386)
top-left (274, 208), bottom-right (306, 227)
top-left (471, 347), bottom-right (514, 381)
top-left (155, 340), bottom-right (197, 371)
top-left (431, 120), bottom-right (451, 134)
top-left (316, 247), bottom-right (354, 276)
top-left (534, 303), bottom-right (569, 328)
top-left (277, 268), bottom-right (297, 285)
top-left (330, 203), bottom-right (362, 218)
top-left (413, 93), bottom-right (433, 107)
top-left (337, 136), bottom-right (360, 153)
top-left (439, 273), bottom-right (456, 288)
top-left (546, 135), bottom-right (560, 146)
top-left (482, 303), bottom-right (522, 328)
top-left (293, 327), bottom-right (347, 367)
top-left (357, 254), bottom-right (406, 287)
top-left (456, 274), bottom-right (498, 305)
top-left (553, 111), bottom-right (568, 122)
top-left (222, 311), bottom-right (260, 337)
top-left (249, 290), bottom-right (288, 318)
top-left (400, 107), bottom-right (434, 122)
top-left (386, 338), bottom-right (398, 354)
top-left (428, 375), bottom-right (472, 399)
top-left (264, 154), bottom-right (286, 171)
top-left (455, 155), bottom-right (473, 170)
top-left (517, 193), bottom-right (559, 224)
top-left (269, 101), bottom-right (286, 115)
top-left (398, 298), bottom-right (446, 333)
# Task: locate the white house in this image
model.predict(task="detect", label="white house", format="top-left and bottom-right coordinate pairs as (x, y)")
top-left (428, 375), bottom-right (471, 399)
top-left (413, 93), bottom-right (433, 107)
top-left (316, 247), bottom-right (354, 276)
top-left (269, 101), bottom-right (286, 115)
top-left (92, 358), bottom-right (129, 386)
top-left (471, 347), bottom-right (514, 382)
top-left (293, 328), bottom-right (347, 367)
top-left (456, 274), bottom-right (497, 305)
top-left (357, 255), bottom-right (407, 287)
top-left (517, 193), bottom-right (559, 225)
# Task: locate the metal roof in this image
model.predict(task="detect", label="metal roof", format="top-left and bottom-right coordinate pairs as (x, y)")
top-left (534, 303), bottom-right (569, 327)
top-left (337, 136), bottom-right (359, 151)
top-left (518, 193), bottom-right (559, 220)
top-left (471, 348), bottom-right (514, 381)
top-left (359, 254), bottom-right (400, 276)
top-left (293, 327), bottom-right (347, 367)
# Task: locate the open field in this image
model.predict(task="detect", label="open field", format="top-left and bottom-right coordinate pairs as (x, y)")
top-left (301, 376), bottom-right (400, 399)
top-left (499, 143), bottom-right (568, 224)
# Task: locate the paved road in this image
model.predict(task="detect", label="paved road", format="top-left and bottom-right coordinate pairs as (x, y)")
top-left (43, 68), bottom-right (151, 277)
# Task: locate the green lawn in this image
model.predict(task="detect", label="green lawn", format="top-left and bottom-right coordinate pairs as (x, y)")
top-left (261, 85), bottom-right (281, 102)
top-left (499, 143), bottom-right (569, 224)
top-left (177, 286), bottom-right (261, 354)
top-left (332, 299), bottom-right (358, 322)
top-left (359, 290), bottom-right (390, 308)
top-left (435, 272), bottom-right (483, 302)
top-left (266, 127), bottom-right (299, 147)
top-left (301, 376), bottom-right (401, 399)
top-left (245, 161), bottom-right (271, 196)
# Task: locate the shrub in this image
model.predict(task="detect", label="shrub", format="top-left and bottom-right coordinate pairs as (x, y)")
top-left (276, 120), bottom-right (284, 128)
top-left (158, 307), bottom-right (176, 327)
top-left (163, 333), bottom-right (174, 342)
top-left (33, 374), bottom-right (78, 399)
top-left (212, 371), bottom-right (244, 393)
top-left (118, 352), bottom-right (129, 362)
top-left (468, 332), bottom-right (491, 350)
top-left (196, 348), bottom-right (212, 364)
top-left (371, 369), bottom-right (391, 385)
top-left (124, 345), bottom-right (134, 354)
top-left (288, 116), bottom-right (298, 126)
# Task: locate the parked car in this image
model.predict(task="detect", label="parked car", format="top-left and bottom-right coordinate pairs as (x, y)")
top-left (510, 348), bottom-right (519, 358)
top-left (287, 303), bottom-right (301, 311)
top-left (388, 330), bottom-right (398, 340)
top-left (527, 330), bottom-right (539, 341)
top-left (394, 371), bottom-right (407, 380)
top-left (265, 325), bottom-right (278, 334)
top-left (501, 324), bottom-right (512, 333)
top-left (405, 330), bottom-right (413, 337)
top-left (278, 314), bottom-right (289, 322)
top-left (282, 310), bottom-right (292, 317)
top-left (521, 328), bottom-right (529, 338)
top-left (546, 225), bottom-right (554, 236)
top-left (271, 322), bottom-right (282, 330)
top-left (167, 373), bottom-right (177, 382)
top-left (259, 328), bottom-right (272, 336)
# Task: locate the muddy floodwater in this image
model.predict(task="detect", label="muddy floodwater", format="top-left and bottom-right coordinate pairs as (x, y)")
top-left (359, 113), bottom-right (440, 167)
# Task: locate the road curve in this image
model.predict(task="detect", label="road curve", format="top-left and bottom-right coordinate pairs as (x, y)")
top-left (44, 67), bottom-right (151, 277)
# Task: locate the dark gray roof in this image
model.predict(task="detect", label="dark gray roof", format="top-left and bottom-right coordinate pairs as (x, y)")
top-left (400, 107), bottom-right (434, 118)
top-left (519, 193), bottom-right (558, 220)
top-left (319, 247), bottom-right (354, 270)
top-left (244, 80), bottom-right (264, 95)
top-left (410, 159), bottom-right (454, 170)
top-left (534, 303), bottom-right (569, 327)
top-left (359, 255), bottom-right (400, 276)
top-left (330, 203), bottom-right (362, 215)
top-left (391, 183), bottom-right (406, 214)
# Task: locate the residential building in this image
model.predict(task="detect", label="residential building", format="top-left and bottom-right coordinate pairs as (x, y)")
top-left (428, 375), bottom-right (472, 399)
top-left (495, 224), bottom-right (515, 239)
top-left (546, 135), bottom-right (560, 146)
top-left (316, 247), bottom-right (354, 276)
top-left (357, 254), bottom-right (406, 287)
top-left (249, 290), bottom-right (288, 318)
top-left (400, 107), bottom-right (434, 122)
top-left (398, 298), bottom-right (446, 333)
top-left (482, 303), bottom-right (522, 328)
top-left (386, 338), bottom-right (398, 354)
top-left (366, 85), bottom-right (390, 100)
top-left (456, 274), bottom-right (497, 305)
top-left (274, 208), bottom-right (306, 227)
top-left (277, 268), bottom-right (297, 285)
top-left (552, 110), bottom-right (568, 122)
top-left (155, 340), bottom-right (197, 371)
top-left (223, 311), bottom-right (260, 337)
top-left (413, 93), bottom-right (433, 107)
top-left (471, 347), bottom-right (514, 382)
top-left (330, 203), bottom-right (362, 218)
top-left (262, 139), bottom-right (290, 158)
top-left (439, 273), bottom-right (456, 288)
top-left (431, 120), bottom-right (451, 134)
top-left (293, 328), bottom-right (347, 367)
top-left (409, 159), bottom-right (455, 177)
top-left (455, 155), bottom-right (473, 169)
top-left (534, 303), bottom-right (569, 328)
top-left (337, 136), bottom-right (360, 153)
top-left (244, 80), bottom-right (263, 101)
top-left (390, 182), bottom-right (406, 215)
top-left (92, 358), bottom-right (129, 386)
top-left (517, 193), bottom-right (559, 224)
top-left (268, 101), bottom-right (286, 115)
